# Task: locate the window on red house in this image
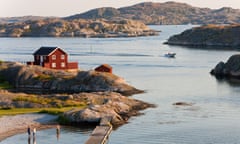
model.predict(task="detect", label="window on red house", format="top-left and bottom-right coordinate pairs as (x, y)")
top-left (52, 63), bottom-right (56, 68)
top-left (61, 62), bottom-right (65, 67)
top-left (52, 55), bottom-right (56, 60)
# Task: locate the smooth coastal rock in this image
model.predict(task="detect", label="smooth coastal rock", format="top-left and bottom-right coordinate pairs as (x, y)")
top-left (166, 24), bottom-right (240, 48)
top-left (63, 92), bottom-right (154, 126)
top-left (211, 54), bottom-right (240, 78)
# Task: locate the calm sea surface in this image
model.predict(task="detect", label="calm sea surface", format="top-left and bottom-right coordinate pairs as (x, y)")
top-left (1, 25), bottom-right (240, 144)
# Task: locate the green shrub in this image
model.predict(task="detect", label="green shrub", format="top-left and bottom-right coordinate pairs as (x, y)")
top-left (0, 79), bottom-right (13, 89)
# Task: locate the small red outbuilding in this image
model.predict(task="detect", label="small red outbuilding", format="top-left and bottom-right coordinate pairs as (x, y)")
top-left (95, 64), bottom-right (112, 73)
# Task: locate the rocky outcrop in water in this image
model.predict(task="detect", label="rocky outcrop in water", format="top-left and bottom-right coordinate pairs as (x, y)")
top-left (211, 54), bottom-right (240, 78)
top-left (0, 19), bottom-right (158, 38)
top-left (166, 24), bottom-right (240, 48)
top-left (0, 62), bottom-right (142, 95)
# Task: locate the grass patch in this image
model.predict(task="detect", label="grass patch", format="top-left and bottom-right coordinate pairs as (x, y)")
top-left (12, 95), bottom-right (86, 108)
top-left (13, 96), bottom-right (50, 105)
top-left (38, 107), bottom-right (80, 115)
top-left (0, 108), bottom-right (41, 116)
top-left (0, 106), bottom-right (85, 116)
top-left (34, 74), bottom-right (55, 81)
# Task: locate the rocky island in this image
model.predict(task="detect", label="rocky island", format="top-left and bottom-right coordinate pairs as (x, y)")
top-left (0, 61), bottom-right (154, 128)
top-left (0, 18), bottom-right (158, 38)
top-left (166, 24), bottom-right (240, 48)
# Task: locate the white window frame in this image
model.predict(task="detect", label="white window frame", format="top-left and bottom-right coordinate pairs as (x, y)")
top-left (61, 62), bottom-right (65, 68)
top-left (52, 55), bottom-right (56, 60)
top-left (61, 54), bottom-right (65, 60)
top-left (52, 63), bottom-right (56, 68)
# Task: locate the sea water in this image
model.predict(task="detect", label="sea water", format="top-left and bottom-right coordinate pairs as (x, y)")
top-left (1, 25), bottom-right (240, 144)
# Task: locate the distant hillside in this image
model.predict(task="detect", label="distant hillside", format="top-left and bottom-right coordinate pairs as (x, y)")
top-left (1, 2), bottom-right (240, 25)
top-left (166, 24), bottom-right (240, 48)
top-left (68, 7), bottom-right (120, 19)
top-left (65, 2), bottom-right (240, 25)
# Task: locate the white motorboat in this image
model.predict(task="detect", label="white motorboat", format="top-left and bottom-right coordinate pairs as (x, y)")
top-left (164, 52), bottom-right (176, 58)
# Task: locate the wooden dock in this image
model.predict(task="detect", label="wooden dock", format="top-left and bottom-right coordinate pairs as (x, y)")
top-left (84, 117), bottom-right (112, 144)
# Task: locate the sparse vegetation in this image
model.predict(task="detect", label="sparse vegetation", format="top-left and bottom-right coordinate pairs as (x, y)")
top-left (0, 107), bottom-right (83, 116)
top-left (12, 95), bottom-right (86, 108)
top-left (0, 108), bottom-right (40, 115)
top-left (34, 74), bottom-right (55, 81)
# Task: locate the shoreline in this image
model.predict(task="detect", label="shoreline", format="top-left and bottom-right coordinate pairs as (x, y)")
top-left (0, 113), bottom-right (58, 142)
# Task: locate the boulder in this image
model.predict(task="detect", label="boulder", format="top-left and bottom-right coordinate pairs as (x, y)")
top-left (211, 54), bottom-right (240, 78)
top-left (63, 92), bottom-right (154, 126)
top-left (210, 61), bottom-right (225, 76)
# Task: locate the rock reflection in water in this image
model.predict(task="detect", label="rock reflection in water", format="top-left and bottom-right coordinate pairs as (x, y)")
top-left (28, 136), bottom-right (30, 144)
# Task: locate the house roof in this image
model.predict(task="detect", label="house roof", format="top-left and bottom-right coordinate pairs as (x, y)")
top-left (96, 64), bottom-right (112, 69)
top-left (33, 46), bottom-right (67, 56)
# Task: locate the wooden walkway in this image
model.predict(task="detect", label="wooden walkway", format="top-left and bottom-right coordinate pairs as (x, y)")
top-left (84, 117), bottom-right (112, 144)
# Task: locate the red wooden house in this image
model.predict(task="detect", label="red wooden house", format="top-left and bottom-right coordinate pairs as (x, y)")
top-left (95, 64), bottom-right (112, 73)
top-left (27, 46), bottom-right (78, 71)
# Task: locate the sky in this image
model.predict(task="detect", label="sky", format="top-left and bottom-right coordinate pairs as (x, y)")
top-left (1, 0), bottom-right (240, 17)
